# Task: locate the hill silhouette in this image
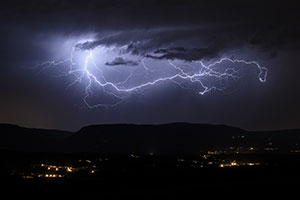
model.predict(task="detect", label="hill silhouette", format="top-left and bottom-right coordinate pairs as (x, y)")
top-left (1, 123), bottom-right (299, 154)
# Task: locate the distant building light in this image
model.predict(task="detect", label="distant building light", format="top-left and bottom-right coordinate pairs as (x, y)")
top-left (66, 167), bottom-right (72, 172)
top-left (264, 147), bottom-right (279, 151)
top-left (291, 150), bottom-right (300, 153)
top-left (208, 151), bottom-right (221, 155)
top-left (22, 176), bottom-right (34, 179)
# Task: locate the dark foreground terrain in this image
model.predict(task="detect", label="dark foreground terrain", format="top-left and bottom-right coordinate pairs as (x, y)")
top-left (1, 123), bottom-right (300, 198)
top-left (1, 150), bottom-right (300, 199)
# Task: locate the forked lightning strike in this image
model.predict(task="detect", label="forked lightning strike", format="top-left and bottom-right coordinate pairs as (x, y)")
top-left (35, 42), bottom-right (268, 108)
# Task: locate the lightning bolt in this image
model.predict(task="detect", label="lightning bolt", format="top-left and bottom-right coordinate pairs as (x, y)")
top-left (34, 42), bottom-right (268, 108)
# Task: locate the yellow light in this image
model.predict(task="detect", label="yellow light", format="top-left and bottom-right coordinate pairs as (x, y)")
top-left (220, 164), bottom-right (224, 168)
top-left (66, 167), bottom-right (72, 172)
top-left (48, 167), bottom-right (51, 170)
top-left (45, 174), bottom-right (49, 177)
top-left (56, 168), bottom-right (59, 171)
top-left (91, 170), bottom-right (95, 174)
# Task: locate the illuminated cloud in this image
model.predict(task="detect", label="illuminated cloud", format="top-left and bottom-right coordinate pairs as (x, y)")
top-left (0, 0), bottom-right (299, 131)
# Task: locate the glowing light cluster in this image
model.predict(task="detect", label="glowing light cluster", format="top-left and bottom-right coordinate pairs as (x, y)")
top-left (35, 41), bottom-right (268, 108)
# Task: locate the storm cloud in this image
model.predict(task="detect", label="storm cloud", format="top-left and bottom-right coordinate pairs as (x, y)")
top-left (2, 0), bottom-right (299, 60)
top-left (0, 0), bottom-right (300, 131)
top-left (105, 57), bottom-right (139, 66)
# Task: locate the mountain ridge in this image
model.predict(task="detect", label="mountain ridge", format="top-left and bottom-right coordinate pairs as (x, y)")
top-left (1, 123), bottom-right (300, 154)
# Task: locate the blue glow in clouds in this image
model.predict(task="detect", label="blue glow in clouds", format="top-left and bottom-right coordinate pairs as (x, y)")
top-left (34, 40), bottom-right (268, 108)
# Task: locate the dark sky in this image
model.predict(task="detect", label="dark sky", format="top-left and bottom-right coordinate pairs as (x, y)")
top-left (0, 0), bottom-right (299, 131)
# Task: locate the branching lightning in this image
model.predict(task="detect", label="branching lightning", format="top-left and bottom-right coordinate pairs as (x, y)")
top-left (35, 42), bottom-right (268, 108)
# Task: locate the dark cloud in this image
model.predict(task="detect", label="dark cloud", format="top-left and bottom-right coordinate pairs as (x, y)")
top-left (105, 57), bottom-right (139, 66)
top-left (147, 47), bottom-right (217, 61)
top-left (75, 41), bottom-right (101, 51)
top-left (1, 0), bottom-right (299, 56)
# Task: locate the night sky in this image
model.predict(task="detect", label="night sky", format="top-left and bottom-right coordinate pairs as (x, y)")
top-left (0, 0), bottom-right (299, 131)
